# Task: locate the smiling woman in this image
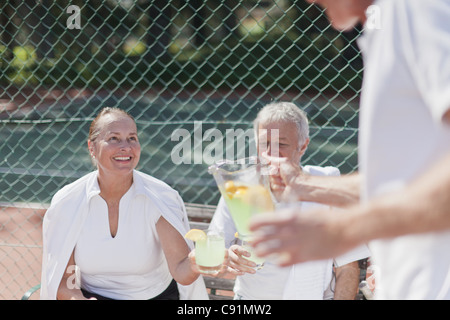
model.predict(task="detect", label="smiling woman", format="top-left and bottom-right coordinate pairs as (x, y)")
top-left (40, 107), bottom-right (210, 300)
top-left (87, 107), bottom-right (141, 183)
top-left (86, 108), bottom-right (141, 239)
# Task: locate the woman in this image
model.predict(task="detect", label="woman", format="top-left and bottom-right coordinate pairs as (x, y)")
top-left (40, 107), bottom-right (208, 300)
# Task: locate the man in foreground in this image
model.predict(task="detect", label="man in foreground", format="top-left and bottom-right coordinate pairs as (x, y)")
top-left (250, 0), bottom-right (450, 299)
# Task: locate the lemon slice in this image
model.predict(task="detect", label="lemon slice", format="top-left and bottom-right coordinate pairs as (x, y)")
top-left (224, 181), bottom-right (249, 199)
top-left (185, 229), bottom-right (207, 241)
top-left (224, 181), bottom-right (237, 199)
top-left (234, 186), bottom-right (248, 197)
top-left (225, 181), bottom-right (236, 193)
top-left (244, 185), bottom-right (274, 211)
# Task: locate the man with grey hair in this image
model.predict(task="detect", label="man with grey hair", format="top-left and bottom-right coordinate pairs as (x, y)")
top-left (252, 102), bottom-right (310, 202)
top-left (210, 102), bottom-right (370, 300)
top-left (253, 101), bottom-right (310, 158)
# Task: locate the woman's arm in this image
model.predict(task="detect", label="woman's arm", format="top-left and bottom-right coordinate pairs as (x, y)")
top-left (57, 251), bottom-right (91, 300)
top-left (156, 216), bottom-right (200, 286)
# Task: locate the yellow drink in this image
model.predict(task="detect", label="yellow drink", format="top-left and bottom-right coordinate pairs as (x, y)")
top-left (195, 231), bottom-right (225, 274)
top-left (222, 181), bottom-right (274, 240)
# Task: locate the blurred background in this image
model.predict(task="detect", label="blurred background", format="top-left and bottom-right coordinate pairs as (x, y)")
top-left (0, 0), bottom-right (363, 299)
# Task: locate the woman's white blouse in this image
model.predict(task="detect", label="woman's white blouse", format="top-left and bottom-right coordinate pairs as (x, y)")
top-left (74, 179), bottom-right (172, 300)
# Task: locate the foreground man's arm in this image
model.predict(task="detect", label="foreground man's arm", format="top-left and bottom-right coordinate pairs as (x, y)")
top-left (265, 155), bottom-right (361, 207)
top-left (288, 171), bottom-right (361, 208)
top-left (250, 152), bottom-right (450, 266)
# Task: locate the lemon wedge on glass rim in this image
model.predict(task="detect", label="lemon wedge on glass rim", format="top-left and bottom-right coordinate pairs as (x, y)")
top-left (184, 229), bottom-right (207, 242)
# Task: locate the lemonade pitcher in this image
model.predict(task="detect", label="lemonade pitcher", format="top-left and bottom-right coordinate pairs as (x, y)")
top-left (208, 157), bottom-right (275, 240)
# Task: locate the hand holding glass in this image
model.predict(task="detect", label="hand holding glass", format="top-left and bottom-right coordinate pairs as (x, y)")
top-left (240, 238), bottom-right (265, 270)
top-left (186, 229), bottom-right (226, 274)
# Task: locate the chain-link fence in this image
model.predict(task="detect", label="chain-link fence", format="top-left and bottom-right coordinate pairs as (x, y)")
top-left (0, 0), bottom-right (363, 299)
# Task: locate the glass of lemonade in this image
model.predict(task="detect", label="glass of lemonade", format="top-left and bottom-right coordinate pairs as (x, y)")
top-left (194, 229), bottom-right (226, 274)
top-left (208, 157), bottom-right (275, 240)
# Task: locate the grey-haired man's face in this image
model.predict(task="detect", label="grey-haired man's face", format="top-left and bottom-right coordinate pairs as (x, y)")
top-left (257, 121), bottom-right (307, 165)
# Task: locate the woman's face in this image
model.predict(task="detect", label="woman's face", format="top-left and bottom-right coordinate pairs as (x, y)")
top-left (88, 113), bottom-right (141, 177)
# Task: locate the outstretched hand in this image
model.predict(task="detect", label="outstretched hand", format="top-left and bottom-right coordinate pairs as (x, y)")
top-left (249, 206), bottom-right (355, 266)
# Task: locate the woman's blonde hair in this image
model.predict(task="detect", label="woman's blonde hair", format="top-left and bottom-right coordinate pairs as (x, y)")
top-left (88, 107), bottom-right (135, 142)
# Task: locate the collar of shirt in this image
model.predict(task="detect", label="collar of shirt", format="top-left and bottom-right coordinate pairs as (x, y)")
top-left (85, 170), bottom-right (148, 202)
